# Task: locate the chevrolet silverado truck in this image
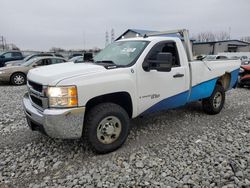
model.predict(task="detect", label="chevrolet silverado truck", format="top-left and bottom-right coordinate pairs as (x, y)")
top-left (23, 29), bottom-right (241, 153)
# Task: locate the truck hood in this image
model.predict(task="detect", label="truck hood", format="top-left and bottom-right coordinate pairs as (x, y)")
top-left (27, 62), bottom-right (107, 85)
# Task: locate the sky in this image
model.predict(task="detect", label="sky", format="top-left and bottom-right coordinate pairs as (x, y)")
top-left (1, 0), bottom-right (250, 51)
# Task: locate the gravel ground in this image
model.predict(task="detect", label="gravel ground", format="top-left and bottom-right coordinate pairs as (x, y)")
top-left (0, 84), bottom-right (249, 188)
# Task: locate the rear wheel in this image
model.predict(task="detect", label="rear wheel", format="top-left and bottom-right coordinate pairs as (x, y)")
top-left (238, 83), bottom-right (244, 88)
top-left (84, 103), bottom-right (130, 154)
top-left (11, 73), bottom-right (26, 85)
top-left (202, 85), bottom-right (225, 115)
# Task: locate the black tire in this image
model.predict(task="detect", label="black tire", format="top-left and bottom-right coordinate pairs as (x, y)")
top-left (237, 82), bottom-right (244, 88)
top-left (10, 73), bottom-right (26, 85)
top-left (202, 85), bottom-right (225, 115)
top-left (84, 103), bottom-right (130, 154)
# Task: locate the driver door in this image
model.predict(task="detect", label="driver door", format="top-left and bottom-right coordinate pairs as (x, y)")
top-left (137, 41), bottom-right (189, 115)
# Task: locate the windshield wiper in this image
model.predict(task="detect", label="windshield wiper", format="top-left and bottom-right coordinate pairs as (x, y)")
top-left (94, 60), bottom-right (116, 65)
top-left (94, 60), bottom-right (120, 69)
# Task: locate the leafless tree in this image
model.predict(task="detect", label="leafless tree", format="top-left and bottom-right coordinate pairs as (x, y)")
top-left (194, 31), bottom-right (216, 42)
top-left (194, 31), bottom-right (231, 42)
top-left (49, 47), bottom-right (65, 52)
top-left (240, 36), bottom-right (250, 42)
top-left (215, 31), bottom-right (231, 41)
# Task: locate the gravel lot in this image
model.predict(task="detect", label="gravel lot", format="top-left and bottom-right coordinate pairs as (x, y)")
top-left (0, 84), bottom-right (249, 188)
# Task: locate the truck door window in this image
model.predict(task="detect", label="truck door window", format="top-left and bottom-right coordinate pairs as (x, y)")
top-left (147, 41), bottom-right (180, 67)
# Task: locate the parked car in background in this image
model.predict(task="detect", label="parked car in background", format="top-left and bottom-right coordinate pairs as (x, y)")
top-left (0, 51), bottom-right (24, 67)
top-left (68, 53), bottom-right (83, 60)
top-left (240, 56), bottom-right (248, 62)
top-left (5, 53), bottom-right (64, 67)
top-left (238, 65), bottom-right (250, 87)
top-left (203, 55), bottom-right (228, 61)
top-left (0, 56), bottom-right (66, 85)
top-left (230, 56), bottom-right (249, 65)
top-left (84, 52), bottom-right (93, 61)
top-left (53, 53), bottom-right (64, 58)
top-left (240, 56), bottom-right (249, 65)
top-left (68, 53), bottom-right (93, 63)
top-left (69, 56), bottom-right (84, 63)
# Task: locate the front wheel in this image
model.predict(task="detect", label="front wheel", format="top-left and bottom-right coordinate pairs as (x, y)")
top-left (202, 85), bottom-right (225, 115)
top-left (11, 73), bottom-right (26, 85)
top-left (84, 103), bottom-right (130, 154)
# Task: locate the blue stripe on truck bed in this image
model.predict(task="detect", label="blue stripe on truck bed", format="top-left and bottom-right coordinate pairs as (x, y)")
top-left (141, 69), bottom-right (239, 115)
top-left (142, 78), bottom-right (217, 115)
top-left (187, 78), bottom-right (217, 102)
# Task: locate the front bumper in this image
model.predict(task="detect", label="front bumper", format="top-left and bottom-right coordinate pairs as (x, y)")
top-left (23, 93), bottom-right (85, 139)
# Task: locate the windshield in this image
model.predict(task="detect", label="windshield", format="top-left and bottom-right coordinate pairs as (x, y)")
top-left (22, 57), bottom-right (39, 66)
top-left (94, 41), bottom-right (149, 66)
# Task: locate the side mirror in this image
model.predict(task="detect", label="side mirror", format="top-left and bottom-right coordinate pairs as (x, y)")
top-left (145, 52), bottom-right (173, 72)
top-left (0, 55), bottom-right (4, 58)
top-left (32, 64), bottom-right (37, 67)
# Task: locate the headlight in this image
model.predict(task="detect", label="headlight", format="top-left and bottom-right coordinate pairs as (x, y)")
top-left (47, 86), bottom-right (78, 108)
top-left (0, 71), bottom-right (5, 74)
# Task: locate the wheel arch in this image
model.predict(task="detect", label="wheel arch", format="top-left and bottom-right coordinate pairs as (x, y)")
top-left (10, 71), bottom-right (27, 82)
top-left (216, 72), bottom-right (231, 90)
top-left (85, 92), bottom-right (133, 118)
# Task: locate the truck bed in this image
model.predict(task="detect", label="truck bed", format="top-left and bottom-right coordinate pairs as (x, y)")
top-left (188, 59), bottom-right (241, 102)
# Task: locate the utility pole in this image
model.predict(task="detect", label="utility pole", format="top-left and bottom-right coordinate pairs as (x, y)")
top-left (105, 31), bottom-right (109, 46)
top-left (0, 36), bottom-right (5, 50)
top-left (111, 28), bottom-right (115, 43)
top-left (228, 27), bottom-right (231, 40)
top-left (83, 31), bottom-right (86, 51)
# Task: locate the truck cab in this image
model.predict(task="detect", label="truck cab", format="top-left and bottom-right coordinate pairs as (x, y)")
top-left (23, 29), bottom-right (241, 153)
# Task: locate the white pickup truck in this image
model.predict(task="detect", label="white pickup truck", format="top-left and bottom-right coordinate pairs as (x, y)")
top-left (23, 29), bottom-right (240, 153)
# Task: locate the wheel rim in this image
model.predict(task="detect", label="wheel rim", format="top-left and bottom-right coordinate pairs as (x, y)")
top-left (14, 75), bottom-right (24, 85)
top-left (97, 116), bottom-right (122, 144)
top-left (213, 92), bottom-right (222, 108)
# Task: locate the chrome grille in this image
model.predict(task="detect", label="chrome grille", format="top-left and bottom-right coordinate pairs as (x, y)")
top-left (28, 80), bottom-right (43, 93)
top-left (27, 80), bottom-right (48, 110)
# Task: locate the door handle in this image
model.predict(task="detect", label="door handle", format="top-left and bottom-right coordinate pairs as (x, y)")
top-left (173, 73), bottom-right (184, 78)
